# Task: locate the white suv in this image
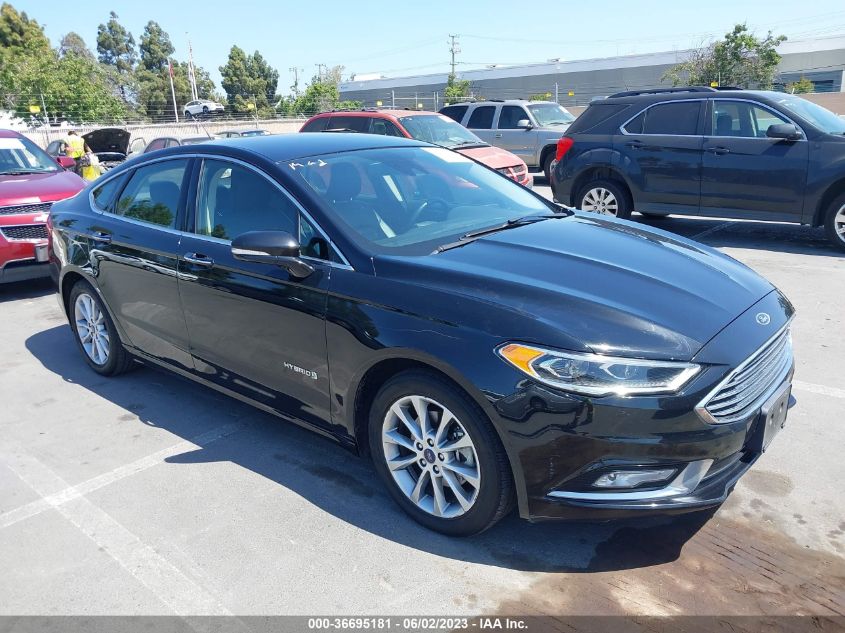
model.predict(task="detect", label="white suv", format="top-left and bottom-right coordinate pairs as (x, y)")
top-left (184, 99), bottom-right (225, 119)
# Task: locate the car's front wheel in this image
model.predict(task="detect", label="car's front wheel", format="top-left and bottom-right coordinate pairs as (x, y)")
top-left (69, 280), bottom-right (135, 376)
top-left (577, 179), bottom-right (632, 219)
top-left (824, 193), bottom-right (845, 252)
top-left (368, 370), bottom-right (513, 536)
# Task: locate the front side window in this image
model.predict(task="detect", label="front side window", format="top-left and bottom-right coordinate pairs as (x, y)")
top-left (145, 139), bottom-right (166, 152)
top-left (114, 159), bottom-right (189, 228)
top-left (526, 103), bottom-right (575, 127)
top-left (712, 100), bottom-right (791, 138)
top-left (0, 135), bottom-right (59, 175)
top-left (301, 117), bottom-right (329, 133)
top-left (92, 173), bottom-right (128, 211)
top-left (624, 101), bottom-right (701, 135)
top-left (370, 118), bottom-right (403, 137)
top-left (195, 159), bottom-right (298, 240)
top-left (467, 106), bottom-right (496, 129)
top-left (286, 146), bottom-right (554, 255)
top-left (497, 106), bottom-right (529, 129)
top-left (439, 105), bottom-right (468, 123)
top-left (398, 115), bottom-right (483, 148)
top-left (325, 116), bottom-right (370, 133)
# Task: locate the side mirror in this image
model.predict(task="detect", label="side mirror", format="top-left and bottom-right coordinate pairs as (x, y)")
top-left (516, 119), bottom-right (533, 130)
top-left (56, 156), bottom-right (76, 169)
top-left (766, 123), bottom-right (802, 141)
top-left (231, 230), bottom-right (314, 278)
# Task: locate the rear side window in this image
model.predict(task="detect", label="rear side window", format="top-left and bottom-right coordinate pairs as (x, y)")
top-left (440, 105), bottom-right (468, 123)
top-left (301, 117), bottom-right (329, 133)
top-left (624, 102), bottom-right (702, 135)
top-left (113, 159), bottom-right (189, 229)
top-left (567, 104), bottom-right (631, 134)
top-left (91, 174), bottom-right (127, 211)
top-left (326, 116), bottom-right (370, 133)
top-left (467, 106), bottom-right (496, 129)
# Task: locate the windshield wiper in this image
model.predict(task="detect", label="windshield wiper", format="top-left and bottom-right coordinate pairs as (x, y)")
top-left (0, 169), bottom-right (52, 176)
top-left (434, 214), bottom-right (564, 253)
top-left (448, 140), bottom-right (488, 148)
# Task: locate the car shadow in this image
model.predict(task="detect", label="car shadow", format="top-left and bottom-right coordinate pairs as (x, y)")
top-left (633, 215), bottom-right (843, 257)
top-left (26, 324), bottom-right (715, 574)
top-left (0, 277), bottom-right (54, 304)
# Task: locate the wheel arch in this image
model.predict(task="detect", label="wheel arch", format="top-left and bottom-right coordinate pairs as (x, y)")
top-left (814, 177), bottom-right (845, 227)
top-left (570, 166), bottom-right (633, 208)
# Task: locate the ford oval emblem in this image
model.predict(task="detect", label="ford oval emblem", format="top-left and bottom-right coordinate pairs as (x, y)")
top-left (756, 312), bottom-right (771, 325)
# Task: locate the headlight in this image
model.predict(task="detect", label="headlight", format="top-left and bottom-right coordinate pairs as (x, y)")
top-left (497, 343), bottom-right (700, 397)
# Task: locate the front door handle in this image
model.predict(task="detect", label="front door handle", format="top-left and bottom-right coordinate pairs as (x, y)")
top-left (706, 146), bottom-right (731, 155)
top-left (88, 231), bottom-right (112, 243)
top-left (494, 133), bottom-right (502, 139)
top-left (626, 140), bottom-right (644, 149)
top-left (183, 252), bottom-right (214, 267)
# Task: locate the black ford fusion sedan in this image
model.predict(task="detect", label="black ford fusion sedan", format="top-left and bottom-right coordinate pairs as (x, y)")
top-left (48, 133), bottom-right (795, 536)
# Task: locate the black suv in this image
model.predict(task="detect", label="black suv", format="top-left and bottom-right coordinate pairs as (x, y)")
top-left (550, 87), bottom-right (845, 250)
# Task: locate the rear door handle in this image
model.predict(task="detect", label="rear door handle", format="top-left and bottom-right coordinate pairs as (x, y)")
top-left (706, 146), bottom-right (731, 155)
top-left (494, 133), bottom-right (502, 139)
top-left (88, 231), bottom-right (112, 243)
top-left (183, 252), bottom-right (214, 267)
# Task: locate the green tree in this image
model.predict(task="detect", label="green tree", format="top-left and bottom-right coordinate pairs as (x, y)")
top-left (96, 11), bottom-right (137, 100)
top-left (0, 2), bottom-right (49, 52)
top-left (529, 92), bottom-right (552, 101)
top-left (137, 60), bottom-right (216, 121)
top-left (59, 32), bottom-right (93, 59)
top-left (786, 76), bottom-right (814, 94)
top-left (220, 46), bottom-right (280, 115)
top-left (138, 21), bottom-right (174, 72)
top-left (444, 73), bottom-right (471, 102)
top-left (664, 24), bottom-right (786, 90)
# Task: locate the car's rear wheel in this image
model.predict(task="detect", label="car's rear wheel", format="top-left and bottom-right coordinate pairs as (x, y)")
top-left (542, 152), bottom-right (555, 182)
top-left (368, 370), bottom-right (513, 536)
top-left (824, 193), bottom-right (845, 252)
top-left (577, 179), bottom-right (631, 219)
top-left (69, 280), bottom-right (135, 376)
top-left (184, 111), bottom-right (192, 120)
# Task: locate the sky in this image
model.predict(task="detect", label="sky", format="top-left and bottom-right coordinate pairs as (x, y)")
top-left (11, 0), bottom-right (845, 94)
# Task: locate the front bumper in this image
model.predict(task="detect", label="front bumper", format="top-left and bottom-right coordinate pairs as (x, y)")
top-left (0, 240), bottom-right (50, 284)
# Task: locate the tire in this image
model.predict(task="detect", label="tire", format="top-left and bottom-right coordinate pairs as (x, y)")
top-left (68, 280), bottom-right (135, 376)
top-left (202, 106), bottom-right (209, 115)
top-left (542, 152), bottom-right (555, 182)
top-left (577, 179), bottom-right (632, 220)
top-left (368, 370), bottom-right (514, 536)
top-left (184, 111), bottom-right (192, 120)
top-left (823, 193), bottom-right (845, 252)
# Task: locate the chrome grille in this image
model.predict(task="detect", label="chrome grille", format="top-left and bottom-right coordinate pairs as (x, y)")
top-left (0, 202), bottom-right (52, 216)
top-left (700, 325), bottom-right (793, 424)
top-left (0, 224), bottom-right (48, 240)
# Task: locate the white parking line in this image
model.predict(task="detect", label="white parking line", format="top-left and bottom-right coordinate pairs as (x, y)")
top-left (793, 380), bottom-right (845, 400)
top-left (0, 421), bottom-right (246, 530)
top-left (692, 220), bottom-right (735, 241)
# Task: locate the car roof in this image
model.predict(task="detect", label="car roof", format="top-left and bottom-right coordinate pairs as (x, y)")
top-left (154, 132), bottom-right (429, 162)
top-left (599, 88), bottom-right (785, 105)
top-left (309, 109), bottom-right (439, 119)
top-left (457, 100), bottom-right (545, 106)
top-left (0, 129), bottom-right (24, 138)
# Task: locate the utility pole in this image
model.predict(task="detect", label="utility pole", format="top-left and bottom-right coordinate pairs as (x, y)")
top-left (448, 34), bottom-right (460, 76)
top-left (289, 67), bottom-right (302, 97)
top-left (186, 35), bottom-right (199, 101)
top-left (316, 63), bottom-right (326, 82)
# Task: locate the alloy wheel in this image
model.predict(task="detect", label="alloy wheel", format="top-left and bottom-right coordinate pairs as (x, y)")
top-left (581, 187), bottom-right (619, 216)
top-left (74, 292), bottom-right (110, 365)
top-left (381, 395), bottom-right (481, 518)
top-left (835, 204), bottom-right (845, 242)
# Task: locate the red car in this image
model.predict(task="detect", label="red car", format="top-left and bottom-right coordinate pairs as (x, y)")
top-left (300, 110), bottom-right (533, 187)
top-left (0, 130), bottom-right (84, 284)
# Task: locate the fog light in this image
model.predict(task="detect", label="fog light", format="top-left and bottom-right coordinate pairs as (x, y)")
top-left (593, 468), bottom-right (676, 489)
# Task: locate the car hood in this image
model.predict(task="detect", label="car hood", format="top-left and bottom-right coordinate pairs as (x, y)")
top-left (82, 128), bottom-right (131, 155)
top-left (0, 170), bottom-right (85, 206)
top-left (377, 214), bottom-right (774, 361)
top-left (457, 145), bottom-right (524, 169)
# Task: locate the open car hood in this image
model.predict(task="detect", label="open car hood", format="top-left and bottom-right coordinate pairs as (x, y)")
top-left (82, 128), bottom-right (131, 156)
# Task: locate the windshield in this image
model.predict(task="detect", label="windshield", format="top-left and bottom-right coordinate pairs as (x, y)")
top-left (773, 95), bottom-right (845, 135)
top-left (398, 115), bottom-right (485, 149)
top-left (287, 146), bottom-right (555, 255)
top-left (0, 136), bottom-right (59, 174)
top-left (527, 103), bottom-right (575, 127)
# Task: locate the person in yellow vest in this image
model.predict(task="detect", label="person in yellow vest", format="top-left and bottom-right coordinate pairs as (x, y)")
top-left (78, 144), bottom-right (102, 182)
top-left (62, 131), bottom-right (85, 176)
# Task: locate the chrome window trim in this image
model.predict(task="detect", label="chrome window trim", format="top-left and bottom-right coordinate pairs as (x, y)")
top-left (706, 98), bottom-right (807, 140)
top-left (695, 318), bottom-right (794, 425)
top-left (192, 155), bottom-right (353, 270)
top-left (87, 153), bottom-right (353, 271)
top-left (619, 98), bottom-right (706, 136)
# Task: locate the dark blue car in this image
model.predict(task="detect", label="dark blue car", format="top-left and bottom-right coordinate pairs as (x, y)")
top-left (551, 87), bottom-right (845, 250)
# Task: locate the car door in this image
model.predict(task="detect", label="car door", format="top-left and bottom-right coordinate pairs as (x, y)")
top-left (85, 158), bottom-right (194, 370)
top-left (616, 100), bottom-right (704, 214)
top-left (176, 157), bottom-right (334, 430)
top-left (465, 105), bottom-right (497, 145)
top-left (700, 99), bottom-right (809, 220)
top-left (495, 105), bottom-right (536, 165)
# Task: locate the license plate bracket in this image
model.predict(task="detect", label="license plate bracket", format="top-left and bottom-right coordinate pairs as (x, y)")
top-left (748, 382), bottom-right (791, 454)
